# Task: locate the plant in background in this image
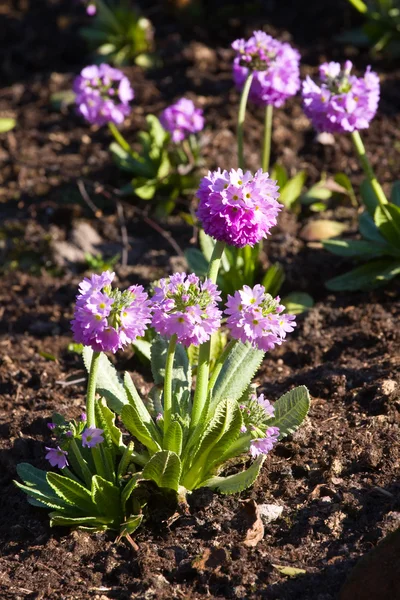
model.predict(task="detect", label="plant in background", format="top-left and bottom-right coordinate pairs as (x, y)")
top-left (80, 0), bottom-right (154, 67)
top-left (302, 61), bottom-right (400, 290)
top-left (342, 0), bottom-right (400, 57)
top-left (16, 172), bottom-right (310, 538)
top-left (73, 66), bottom-right (204, 216)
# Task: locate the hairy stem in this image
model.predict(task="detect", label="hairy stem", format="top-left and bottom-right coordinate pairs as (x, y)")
top-left (262, 104), bottom-right (273, 173)
top-left (86, 351), bottom-right (101, 429)
top-left (351, 130), bottom-right (388, 208)
top-left (237, 73), bottom-right (254, 170)
top-left (163, 334), bottom-right (177, 435)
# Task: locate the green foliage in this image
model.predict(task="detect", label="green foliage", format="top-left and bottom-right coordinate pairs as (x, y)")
top-left (82, 346), bottom-right (128, 413)
top-left (80, 0), bottom-right (155, 67)
top-left (324, 179), bottom-right (400, 291)
top-left (85, 252), bottom-right (120, 273)
top-left (268, 386), bottom-right (310, 439)
top-left (201, 455), bottom-right (265, 494)
top-left (142, 451), bottom-right (182, 491)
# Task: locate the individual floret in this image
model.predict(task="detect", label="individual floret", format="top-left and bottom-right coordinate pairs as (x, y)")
top-left (250, 426), bottom-right (280, 458)
top-left (82, 427), bottom-right (104, 448)
top-left (45, 446), bottom-right (69, 469)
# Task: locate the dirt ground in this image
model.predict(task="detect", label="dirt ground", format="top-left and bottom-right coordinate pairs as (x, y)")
top-left (0, 1), bottom-right (399, 598)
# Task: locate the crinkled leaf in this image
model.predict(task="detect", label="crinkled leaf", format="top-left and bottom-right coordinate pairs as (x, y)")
top-left (124, 372), bottom-right (160, 443)
top-left (15, 481), bottom-right (71, 511)
top-left (120, 514), bottom-right (143, 537)
top-left (49, 514), bottom-right (112, 529)
top-left (82, 347), bottom-right (128, 414)
top-left (142, 451), bottom-right (181, 491)
top-left (17, 463), bottom-right (60, 498)
top-left (121, 404), bottom-right (161, 455)
top-left (91, 475), bottom-right (121, 521)
top-left (163, 421), bottom-right (183, 455)
top-left (268, 386), bottom-right (310, 440)
top-left (47, 472), bottom-right (97, 514)
top-left (95, 399), bottom-right (125, 452)
top-left (210, 342), bottom-right (264, 411)
top-left (326, 258), bottom-right (400, 291)
top-left (121, 473), bottom-right (141, 512)
top-left (201, 455), bottom-right (265, 494)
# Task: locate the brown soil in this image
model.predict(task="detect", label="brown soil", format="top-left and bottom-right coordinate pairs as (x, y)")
top-left (0, 1), bottom-right (400, 599)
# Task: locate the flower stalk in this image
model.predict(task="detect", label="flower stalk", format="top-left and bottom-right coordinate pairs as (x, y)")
top-left (262, 104), bottom-right (273, 173)
top-left (163, 334), bottom-right (177, 435)
top-left (237, 73), bottom-right (253, 170)
top-left (351, 130), bottom-right (388, 208)
top-left (86, 351), bottom-right (101, 429)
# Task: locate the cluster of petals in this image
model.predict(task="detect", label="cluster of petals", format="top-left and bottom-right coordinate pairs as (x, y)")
top-left (196, 168), bottom-right (281, 248)
top-left (151, 273), bottom-right (221, 347)
top-left (45, 446), bottom-right (68, 469)
top-left (250, 426), bottom-right (280, 458)
top-left (71, 270), bottom-right (152, 354)
top-left (74, 63), bottom-right (134, 126)
top-left (225, 284), bottom-right (296, 352)
top-left (232, 31), bottom-right (300, 107)
top-left (82, 427), bottom-right (104, 448)
top-left (255, 393), bottom-right (275, 418)
top-left (160, 98), bottom-right (204, 143)
top-left (302, 60), bottom-right (380, 133)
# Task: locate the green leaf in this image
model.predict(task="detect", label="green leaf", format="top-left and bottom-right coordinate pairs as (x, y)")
top-left (91, 475), bottom-right (121, 521)
top-left (49, 514), bottom-right (110, 529)
top-left (132, 338), bottom-right (152, 362)
top-left (334, 172), bottom-right (357, 206)
top-left (272, 564), bottom-right (306, 577)
top-left (95, 399), bottom-right (126, 452)
top-left (270, 163), bottom-right (288, 189)
top-left (17, 463), bottom-right (60, 498)
top-left (280, 171), bottom-right (307, 212)
top-left (374, 204), bottom-right (400, 248)
top-left (391, 181), bottom-right (400, 207)
top-left (146, 115), bottom-right (168, 154)
top-left (268, 386), bottom-right (310, 440)
top-left (15, 481), bottom-right (71, 511)
top-left (185, 248), bottom-right (209, 278)
top-left (47, 472), bottom-right (96, 514)
top-left (132, 177), bottom-right (158, 200)
top-left (325, 258), bottom-right (400, 291)
top-left (322, 239), bottom-right (396, 258)
top-left (210, 342), bottom-right (264, 411)
top-left (359, 211), bottom-right (386, 243)
top-left (119, 514), bottom-right (143, 537)
top-left (121, 473), bottom-right (141, 512)
top-left (121, 404), bottom-right (161, 455)
top-left (281, 292), bottom-right (314, 315)
top-left (142, 451), bottom-right (181, 491)
top-left (261, 263), bottom-right (285, 297)
top-left (201, 455), bottom-right (265, 494)
top-left (301, 220), bottom-right (347, 241)
top-left (163, 421), bottom-right (183, 455)
top-left (361, 180), bottom-right (379, 217)
top-left (0, 117), bottom-right (16, 133)
top-left (124, 372), bottom-right (160, 442)
top-left (109, 142), bottom-right (155, 179)
top-left (82, 347), bottom-right (128, 414)
top-left (300, 181), bottom-right (332, 205)
top-left (50, 90), bottom-right (76, 111)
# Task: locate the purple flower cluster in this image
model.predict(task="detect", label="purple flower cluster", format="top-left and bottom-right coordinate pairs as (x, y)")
top-left (45, 446), bottom-right (68, 469)
top-left (73, 64), bottom-right (134, 126)
top-left (196, 168), bottom-right (281, 248)
top-left (71, 271), bottom-right (152, 353)
top-left (302, 61), bottom-right (380, 133)
top-left (151, 273), bottom-right (221, 346)
top-left (255, 393), bottom-right (275, 418)
top-left (160, 98), bottom-right (204, 143)
top-left (232, 31), bottom-right (300, 107)
top-left (250, 426), bottom-right (280, 458)
top-left (225, 284), bottom-right (296, 352)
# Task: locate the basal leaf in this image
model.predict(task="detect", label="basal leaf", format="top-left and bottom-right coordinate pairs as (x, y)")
top-left (391, 181), bottom-right (400, 207)
top-left (121, 404), bottom-right (161, 455)
top-left (15, 481), bottom-right (71, 511)
top-left (185, 248), bottom-right (209, 278)
top-left (361, 179), bottom-right (379, 217)
top-left (47, 472), bottom-right (97, 514)
top-left (119, 514), bottom-right (143, 536)
top-left (325, 258), bottom-right (400, 291)
top-left (210, 342), bottom-right (264, 411)
top-left (163, 421), bottom-right (183, 455)
top-left (268, 386), bottom-right (310, 439)
top-left (124, 372), bottom-right (161, 443)
top-left (201, 455), bottom-right (265, 494)
top-left (142, 451), bottom-right (181, 491)
top-left (281, 292), bottom-right (314, 315)
top-left (322, 239), bottom-right (394, 258)
top-left (280, 171), bottom-right (307, 212)
top-left (16, 463), bottom-right (60, 498)
top-left (121, 473), bottom-right (141, 512)
top-left (91, 475), bottom-right (121, 521)
top-left (82, 347), bottom-right (128, 414)
top-left (374, 204), bottom-right (400, 248)
top-left (261, 263), bottom-right (285, 297)
top-left (48, 514), bottom-right (111, 529)
top-left (96, 399), bottom-right (125, 452)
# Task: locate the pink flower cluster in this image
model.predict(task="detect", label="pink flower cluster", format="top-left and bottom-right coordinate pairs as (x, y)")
top-left (160, 98), bottom-right (204, 143)
top-left (302, 61), bottom-right (380, 133)
top-left (151, 273), bottom-right (221, 347)
top-left (250, 426), bottom-right (280, 458)
top-left (225, 284), bottom-right (296, 352)
top-left (74, 64), bottom-right (134, 126)
top-left (232, 31), bottom-right (300, 107)
top-left (196, 168), bottom-right (281, 248)
top-left (71, 271), bottom-right (152, 353)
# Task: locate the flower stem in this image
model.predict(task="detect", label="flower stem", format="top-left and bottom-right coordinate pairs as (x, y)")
top-left (351, 131), bottom-right (388, 208)
top-left (70, 438), bottom-right (93, 487)
top-left (108, 122), bottom-right (131, 152)
top-left (190, 240), bottom-right (226, 429)
top-left (237, 73), bottom-right (254, 170)
top-left (262, 104), bottom-right (273, 173)
top-left (163, 334), bottom-right (177, 435)
top-left (86, 351), bottom-right (101, 429)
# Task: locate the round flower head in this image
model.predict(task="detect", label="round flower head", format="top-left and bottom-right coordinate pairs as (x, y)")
top-left (196, 168), bottom-right (281, 248)
top-left (71, 270), bottom-right (152, 353)
top-left (151, 273), bottom-right (221, 347)
top-left (225, 284), bottom-right (296, 352)
top-left (160, 98), bottom-right (204, 143)
top-left (250, 426), bottom-right (280, 458)
top-left (232, 31), bottom-right (300, 107)
top-left (302, 61), bottom-right (380, 133)
top-left (45, 446), bottom-right (68, 469)
top-left (73, 63), bottom-right (134, 126)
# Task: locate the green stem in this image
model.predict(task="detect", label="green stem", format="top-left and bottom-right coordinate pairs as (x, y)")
top-left (86, 351), bottom-right (101, 429)
top-left (70, 438), bottom-right (93, 487)
top-left (207, 339), bottom-right (237, 395)
top-left (262, 104), bottom-right (273, 173)
top-left (163, 334), bottom-right (177, 435)
top-left (347, 0), bottom-right (368, 13)
top-left (190, 241), bottom-right (226, 429)
top-left (351, 131), bottom-right (388, 208)
top-left (108, 122), bottom-right (131, 152)
top-left (237, 73), bottom-right (254, 170)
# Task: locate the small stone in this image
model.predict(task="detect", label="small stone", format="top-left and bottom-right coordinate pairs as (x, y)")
top-left (258, 503), bottom-right (284, 525)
